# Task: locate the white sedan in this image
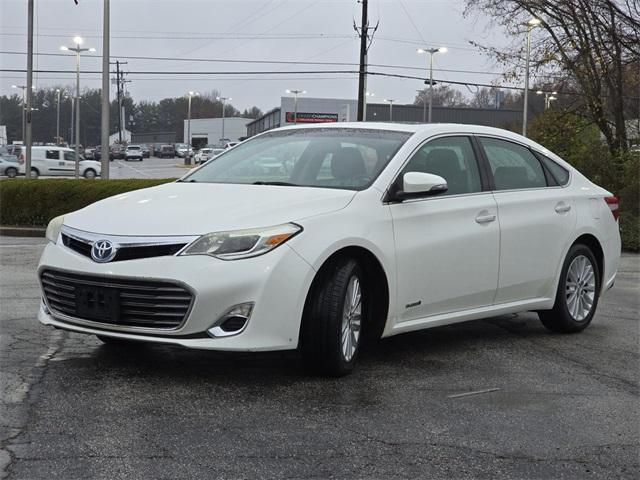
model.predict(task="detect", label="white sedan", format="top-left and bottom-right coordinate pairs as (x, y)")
top-left (38, 123), bottom-right (620, 376)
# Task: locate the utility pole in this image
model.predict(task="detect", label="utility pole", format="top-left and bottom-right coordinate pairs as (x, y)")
top-left (217, 96), bottom-right (231, 143)
top-left (356, 0), bottom-right (368, 121)
top-left (101, 0), bottom-right (110, 178)
top-left (25, 0), bottom-right (34, 179)
top-left (354, 1), bottom-right (377, 122)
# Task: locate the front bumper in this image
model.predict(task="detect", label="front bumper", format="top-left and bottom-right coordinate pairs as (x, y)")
top-left (37, 241), bottom-right (316, 351)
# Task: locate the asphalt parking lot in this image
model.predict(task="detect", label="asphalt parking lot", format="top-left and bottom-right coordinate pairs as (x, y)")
top-left (1, 236), bottom-right (638, 479)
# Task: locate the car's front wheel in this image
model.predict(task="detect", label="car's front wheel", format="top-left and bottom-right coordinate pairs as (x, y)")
top-left (29, 168), bottom-right (39, 179)
top-left (83, 168), bottom-right (97, 179)
top-left (539, 244), bottom-right (600, 333)
top-left (5, 167), bottom-right (17, 178)
top-left (301, 257), bottom-right (364, 376)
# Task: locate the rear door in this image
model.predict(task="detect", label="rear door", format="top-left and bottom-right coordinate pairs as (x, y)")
top-left (390, 135), bottom-right (500, 321)
top-left (476, 136), bottom-right (577, 303)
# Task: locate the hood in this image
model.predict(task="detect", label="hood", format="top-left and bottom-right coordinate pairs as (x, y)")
top-left (64, 182), bottom-right (356, 236)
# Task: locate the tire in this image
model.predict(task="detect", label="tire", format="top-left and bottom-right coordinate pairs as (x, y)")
top-left (300, 257), bottom-right (365, 376)
top-left (5, 167), bottom-right (17, 178)
top-left (539, 244), bottom-right (601, 333)
top-left (29, 168), bottom-right (39, 179)
top-left (83, 168), bottom-right (97, 179)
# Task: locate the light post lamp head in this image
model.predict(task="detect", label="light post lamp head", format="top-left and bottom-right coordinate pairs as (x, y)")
top-left (73, 36), bottom-right (83, 45)
top-left (60, 46), bottom-right (69, 51)
top-left (528, 17), bottom-right (541, 26)
top-left (88, 48), bottom-right (96, 52)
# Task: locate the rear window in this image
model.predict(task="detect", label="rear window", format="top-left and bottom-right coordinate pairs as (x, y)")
top-left (537, 153), bottom-right (570, 186)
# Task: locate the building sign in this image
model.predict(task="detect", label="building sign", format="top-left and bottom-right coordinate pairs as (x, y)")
top-left (285, 112), bottom-right (339, 123)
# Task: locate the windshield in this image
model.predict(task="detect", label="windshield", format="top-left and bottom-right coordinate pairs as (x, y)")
top-left (183, 128), bottom-right (411, 190)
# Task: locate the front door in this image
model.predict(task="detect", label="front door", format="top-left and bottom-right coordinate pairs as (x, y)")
top-left (390, 135), bottom-right (500, 322)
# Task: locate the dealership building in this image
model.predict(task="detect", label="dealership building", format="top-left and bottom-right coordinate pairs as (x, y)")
top-left (246, 96), bottom-right (524, 137)
top-left (183, 117), bottom-right (250, 149)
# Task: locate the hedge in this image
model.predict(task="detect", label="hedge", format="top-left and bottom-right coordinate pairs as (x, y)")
top-left (0, 177), bottom-right (637, 251)
top-left (0, 178), bottom-right (175, 227)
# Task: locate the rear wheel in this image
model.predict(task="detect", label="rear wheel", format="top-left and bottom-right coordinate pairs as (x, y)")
top-left (5, 167), bottom-right (17, 178)
top-left (301, 257), bottom-right (364, 376)
top-left (539, 244), bottom-right (600, 333)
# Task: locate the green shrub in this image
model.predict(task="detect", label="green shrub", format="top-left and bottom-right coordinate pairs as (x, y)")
top-left (0, 178), bottom-right (175, 227)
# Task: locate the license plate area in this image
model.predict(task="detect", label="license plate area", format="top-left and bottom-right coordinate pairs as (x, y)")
top-left (76, 285), bottom-right (120, 323)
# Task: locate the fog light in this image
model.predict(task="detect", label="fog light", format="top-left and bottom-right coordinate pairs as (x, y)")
top-left (208, 302), bottom-right (254, 338)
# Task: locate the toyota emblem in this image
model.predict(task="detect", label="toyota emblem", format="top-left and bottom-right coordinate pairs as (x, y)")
top-left (91, 239), bottom-right (117, 263)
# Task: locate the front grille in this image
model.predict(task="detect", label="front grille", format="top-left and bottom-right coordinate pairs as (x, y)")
top-left (41, 269), bottom-right (193, 330)
top-left (61, 233), bottom-right (186, 262)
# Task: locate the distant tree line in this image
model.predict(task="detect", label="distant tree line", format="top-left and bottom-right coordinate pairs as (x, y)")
top-left (0, 89), bottom-right (264, 146)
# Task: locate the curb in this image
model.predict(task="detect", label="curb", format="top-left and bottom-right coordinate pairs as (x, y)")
top-left (0, 226), bottom-right (46, 237)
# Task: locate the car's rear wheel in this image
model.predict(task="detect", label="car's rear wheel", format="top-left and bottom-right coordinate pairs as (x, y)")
top-left (539, 244), bottom-right (600, 333)
top-left (83, 168), bottom-right (97, 179)
top-left (301, 257), bottom-right (364, 376)
top-left (5, 167), bottom-right (17, 178)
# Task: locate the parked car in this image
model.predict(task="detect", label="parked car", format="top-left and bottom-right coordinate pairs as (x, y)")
top-left (124, 145), bottom-right (144, 161)
top-left (157, 144), bottom-right (175, 158)
top-left (0, 147), bottom-right (19, 178)
top-left (175, 143), bottom-right (193, 158)
top-left (224, 141), bottom-right (240, 149)
top-left (110, 145), bottom-right (125, 160)
top-left (19, 146), bottom-right (101, 178)
top-left (194, 147), bottom-right (224, 164)
top-left (152, 143), bottom-right (164, 157)
top-left (84, 147), bottom-right (96, 160)
top-left (37, 123), bottom-right (620, 376)
top-left (140, 144), bottom-right (151, 158)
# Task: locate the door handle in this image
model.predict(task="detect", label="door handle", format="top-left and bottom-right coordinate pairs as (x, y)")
top-left (475, 213), bottom-right (496, 224)
top-left (555, 203), bottom-right (572, 214)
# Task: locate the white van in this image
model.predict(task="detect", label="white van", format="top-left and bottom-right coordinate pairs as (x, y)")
top-left (19, 146), bottom-right (101, 179)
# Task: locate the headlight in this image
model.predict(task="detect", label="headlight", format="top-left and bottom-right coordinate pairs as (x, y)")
top-left (45, 215), bottom-right (65, 243)
top-left (180, 223), bottom-right (302, 260)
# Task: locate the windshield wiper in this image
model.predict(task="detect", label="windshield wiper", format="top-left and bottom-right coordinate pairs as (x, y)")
top-left (252, 181), bottom-right (298, 186)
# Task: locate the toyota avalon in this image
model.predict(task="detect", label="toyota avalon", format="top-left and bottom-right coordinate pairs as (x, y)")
top-left (37, 123), bottom-right (621, 376)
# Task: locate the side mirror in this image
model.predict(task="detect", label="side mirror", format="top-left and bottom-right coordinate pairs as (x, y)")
top-left (390, 172), bottom-right (448, 201)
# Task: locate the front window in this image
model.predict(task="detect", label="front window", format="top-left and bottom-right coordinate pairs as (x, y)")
top-left (184, 128), bottom-right (412, 190)
top-left (63, 151), bottom-right (77, 161)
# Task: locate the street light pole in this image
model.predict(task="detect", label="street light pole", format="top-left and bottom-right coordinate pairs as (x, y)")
top-left (522, 18), bottom-right (541, 137)
top-left (101, 0), bottom-right (110, 179)
top-left (286, 90), bottom-right (305, 124)
top-left (417, 47), bottom-right (447, 123)
top-left (186, 91), bottom-right (198, 165)
top-left (56, 89), bottom-right (61, 144)
top-left (25, 0), bottom-right (33, 179)
top-left (61, 37), bottom-right (95, 179)
top-left (384, 99), bottom-right (395, 121)
top-left (70, 96), bottom-right (75, 145)
top-left (536, 90), bottom-right (558, 110)
top-left (217, 96), bottom-right (231, 143)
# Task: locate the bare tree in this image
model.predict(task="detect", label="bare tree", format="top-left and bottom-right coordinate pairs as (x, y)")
top-left (465, 0), bottom-right (640, 154)
top-left (414, 85), bottom-right (468, 108)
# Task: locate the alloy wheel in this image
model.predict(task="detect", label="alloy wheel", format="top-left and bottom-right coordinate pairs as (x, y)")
top-left (341, 275), bottom-right (362, 362)
top-left (565, 255), bottom-right (596, 321)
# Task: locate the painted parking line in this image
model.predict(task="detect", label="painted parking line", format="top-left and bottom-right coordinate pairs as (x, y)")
top-left (115, 160), bottom-right (152, 177)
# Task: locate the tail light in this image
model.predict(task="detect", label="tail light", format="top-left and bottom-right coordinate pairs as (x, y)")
top-left (604, 196), bottom-right (619, 221)
top-left (19, 154), bottom-right (25, 164)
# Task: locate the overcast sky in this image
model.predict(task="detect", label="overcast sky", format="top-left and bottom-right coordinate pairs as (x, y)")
top-left (0, 0), bottom-right (513, 112)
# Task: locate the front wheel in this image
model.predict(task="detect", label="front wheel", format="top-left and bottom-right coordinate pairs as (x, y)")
top-left (5, 167), bottom-right (17, 178)
top-left (29, 168), bottom-right (39, 179)
top-left (539, 244), bottom-right (600, 333)
top-left (300, 257), bottom-right (364, 376)
top-left (83, 168), bottom-right (97, 179)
